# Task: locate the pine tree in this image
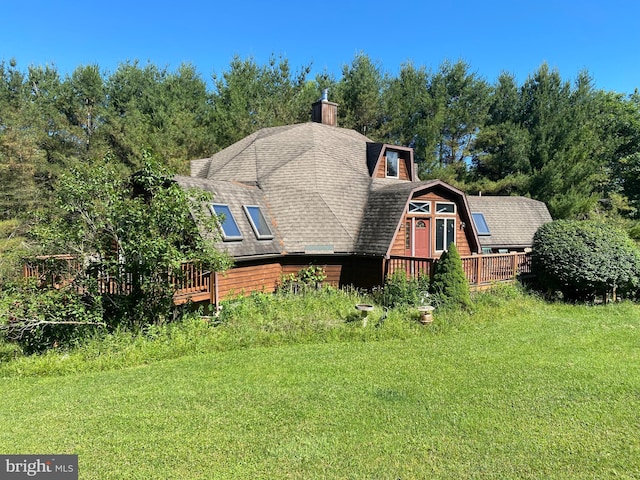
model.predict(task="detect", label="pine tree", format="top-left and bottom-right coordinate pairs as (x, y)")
top-left (429, 243), bottom-right (472, 310)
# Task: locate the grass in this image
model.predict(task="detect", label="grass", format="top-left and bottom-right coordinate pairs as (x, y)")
top-left (1, 286), bottom-right (640, 478)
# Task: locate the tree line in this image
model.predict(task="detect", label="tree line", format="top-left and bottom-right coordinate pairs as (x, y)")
top-left (2, 53), bottom-right (640, 223)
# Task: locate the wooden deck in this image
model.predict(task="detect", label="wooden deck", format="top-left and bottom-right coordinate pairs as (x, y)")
top-left (24, 252), bottom-right (532, 305)
top-left (385, 252), bottom-right (531, 289)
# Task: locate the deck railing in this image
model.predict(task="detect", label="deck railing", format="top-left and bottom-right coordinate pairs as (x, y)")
top-left (25, 252), bottom-right (533, 303)
top-left (171, 262), bottom-right (211, 304)
top-left (386, 252), bottom-right (531, 287)
top-left (385, 256), bottom-right (436, 279)
top-left (23, 255), bottom-right (84, 289)
top-left (23, 256), bottom-right (213, 304)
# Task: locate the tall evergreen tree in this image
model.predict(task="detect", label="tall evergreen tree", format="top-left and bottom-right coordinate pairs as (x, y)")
top-left (382, 62), bottom-right (439, 174)
top-left (210, 55), bottom-right (314, 149)
top-left (471, 72), bottom-right (532, 185)
top-left (334, 53), bottom-right (385, 137)
top-left (429, 60), bottom-right (490, 172)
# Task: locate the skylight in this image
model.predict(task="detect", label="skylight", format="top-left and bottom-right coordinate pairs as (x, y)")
top-left (210, 204), bottom-right (243, 241)
top-left (472, 212), bottom-right (491, 236)
top-left (243, 205), bottom-right (274, 240)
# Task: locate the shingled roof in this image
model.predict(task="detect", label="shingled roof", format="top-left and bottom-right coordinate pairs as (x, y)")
top-left (189, 122), bottom-right (375, 256)
top-left (174, 175), bottom-right (283, 259)
top-left (466, 195), bottom-right (552, 249)
top-left (357, 180), bottom-right (438, 255)
top-left (356, 179), bottom-right (481, 256)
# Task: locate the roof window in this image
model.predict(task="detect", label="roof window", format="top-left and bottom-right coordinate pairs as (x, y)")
top-left (210, 204), bottom-right (243, 241)
top-left (243, 205), bottom-right (274, 240)
top-left (472, 212), bottom-right (491, 235)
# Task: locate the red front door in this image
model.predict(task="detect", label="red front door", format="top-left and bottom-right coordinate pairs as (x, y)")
top-left (414, 219), bottom-right (430, 258)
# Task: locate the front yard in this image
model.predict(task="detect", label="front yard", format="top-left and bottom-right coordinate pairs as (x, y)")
top-left (1, 292), bottom-right (639, 478)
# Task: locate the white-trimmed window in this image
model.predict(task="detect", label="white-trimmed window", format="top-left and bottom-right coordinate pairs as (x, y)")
top-left (435, 218), bottom-right (456, 251)
top-left (386, 150), bottom-right (399, 178)
top-left (210, 204), bottom-right (243, 241)
top-left (243, 205), bottom-right (274, 240)
top-left (409, 201), bottom-right (431, 214)
top-left (435, 202), bottom-right (456, 214)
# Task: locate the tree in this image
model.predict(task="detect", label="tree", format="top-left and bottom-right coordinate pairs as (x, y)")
top-left (31, 155), bottom-right (231, 328)
top-left (334, 53), bottom-right (385, 137)
top-left (382, 62), bottom-right (439, 173)
top-left (530, 70), bottom-right (604, 218)
top-left (596, 91), bottom-right (640, 218)
top-left (61, 64), bottom-right (107, 158)
top-left (471, 73), bottom-right (532, 183)
top-left (0, 60), bottom-right (40, 219)
top-left (210, 55), bottom-right (314, 148)
top-left (104, 61), bottom-right (215, 173)
top-left (429, 243), bottom-right (472, 309)
top-left (470, 65), bottom-right (613, 218)
top-left (429, 60), bottom-right (490, 173)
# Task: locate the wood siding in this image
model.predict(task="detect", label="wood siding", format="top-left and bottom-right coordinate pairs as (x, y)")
top-left (374, 151), bottom-right (413, 181)
top-left (216, 262), bottom-right (282, 299)
top-left (388, 191), bottom-right (473, 258)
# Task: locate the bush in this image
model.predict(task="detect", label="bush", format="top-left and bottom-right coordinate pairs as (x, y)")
top-left (277, 265), bottom-right (327, 293)
top-left (30, 158), bottom-right (231, 330)
top-left (429, 243), bottom-right (472, 310)
top-left (532, 220), bottom-right (640, 301)
top-left (373, 270), bottom-right (430, 308)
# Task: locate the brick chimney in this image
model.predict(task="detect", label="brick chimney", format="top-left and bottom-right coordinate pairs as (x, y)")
top-left (311, 89), bottom-right (338, 127)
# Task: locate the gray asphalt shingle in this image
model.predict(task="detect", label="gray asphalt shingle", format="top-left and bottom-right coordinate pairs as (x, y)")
top-left (466, 196), bottom-right (553, 249)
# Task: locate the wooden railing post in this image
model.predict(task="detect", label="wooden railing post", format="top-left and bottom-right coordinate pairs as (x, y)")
top-left (212, 271), bottom-right (219, 311)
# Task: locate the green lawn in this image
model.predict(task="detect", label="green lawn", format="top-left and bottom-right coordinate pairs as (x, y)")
top-left (1, 294), bottom-right (640, 478)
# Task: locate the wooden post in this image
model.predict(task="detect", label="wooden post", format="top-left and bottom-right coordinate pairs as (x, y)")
top-left (212, 271), bottom-right (219, 312)
top-left (383, 257), bottom-right (389, 282)
top-left (476, 256), bottom-right (482, 286)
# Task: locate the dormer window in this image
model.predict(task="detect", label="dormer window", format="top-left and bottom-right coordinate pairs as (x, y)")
top-left (243, 205), bottom-right (274, 240)
top-left (386, 150), bottom-right (399, 178)
top-left (210, 204), bottom-right (243, 241)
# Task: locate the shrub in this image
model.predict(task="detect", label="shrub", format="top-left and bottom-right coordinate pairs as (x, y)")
top-left (429, 243), bottom-right (472, 310)
top-left (277, 265), bottom-right (327, 293)
top-left (373, 270), bottom-right (430, 308)
top-left (532, 220), bottom-right (640, 301)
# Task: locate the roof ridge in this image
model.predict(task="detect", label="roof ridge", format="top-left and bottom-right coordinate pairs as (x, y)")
top-left (206, 131), bottom-right (259, 179)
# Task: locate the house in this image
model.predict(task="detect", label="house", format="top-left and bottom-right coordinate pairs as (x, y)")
top-left (174, 93), bottom-right (552, 303)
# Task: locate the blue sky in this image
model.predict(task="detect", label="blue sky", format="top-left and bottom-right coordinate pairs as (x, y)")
top-left (2, 0), bottom-right (639, 94)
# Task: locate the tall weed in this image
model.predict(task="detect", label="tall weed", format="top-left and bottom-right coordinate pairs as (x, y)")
top-left (0, 284), bottom-right (543, 377)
